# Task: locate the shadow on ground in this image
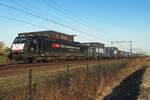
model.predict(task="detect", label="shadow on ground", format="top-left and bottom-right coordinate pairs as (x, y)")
top-left (103, 66), bottom-right (147, 100)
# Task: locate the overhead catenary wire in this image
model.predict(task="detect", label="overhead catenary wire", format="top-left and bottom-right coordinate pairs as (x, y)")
top-left (0, 2), bottom-right (103, 42)
top-left (0, 15), bottom-right (50, 29)
top-left (45, 0), bottom-right (113, 42)
top-left (9, 0), bottom-right (93, 34)
top-left (41, 0), bottom-right (112, 42)
top-left (0, 2), bottom-right (111, 41)
top-left (0, 1), bottom-right (141, 53)
top-left (9, 0), bottom-right (45, 17)
top-left (45, 0), bottom-right (114, 40)
top-left (7, 0), bottom-right (111, 43)
top-left (0, 15), bottom-right (94, 41)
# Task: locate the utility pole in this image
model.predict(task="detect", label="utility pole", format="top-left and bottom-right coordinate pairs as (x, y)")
top-left (130, 41), bottom-right (132, 56)
top-left (111, 41), bottom-right (113, 47)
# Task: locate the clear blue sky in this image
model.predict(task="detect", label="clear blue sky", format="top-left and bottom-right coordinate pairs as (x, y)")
top-left (0, 0), bottom-right (149, 54)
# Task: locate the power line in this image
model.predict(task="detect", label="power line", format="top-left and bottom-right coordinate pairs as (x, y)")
top-left (0, 2), bottom-right (77, 32)
top-left (0, 15), bottom-right (95, 41)
top-left (12, 0), bottom-right (98, 37)
top-left (9, 0), bottom-right (45, 17)
top-left (0, 1), bottom-right (141, 53)
top-left (45, 0), bottom-right (114, 40)
top-left (42, 0), bottom-right (111, 42)
top-left (0, 2), bottom-right (102, 41)
top-left (10, 0), bottom-right (111, 43)
top-left (42, 0), bottom-right (107, 42)
top-left (0, 15), bottom-right (50, 29)
top-left (1, 1), bottom-right (111, 43)
top-left (45, 0), bottom-right (97, 29)
top-left (9, 0), bottom-right (71, 24)
top-left (39, 1), bottom-right (140, 53)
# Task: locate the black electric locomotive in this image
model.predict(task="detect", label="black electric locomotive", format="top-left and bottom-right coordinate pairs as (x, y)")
top-left (11, 30), bottom-right (125, 63)
top-left (10, 30), bottom-right (86, 62)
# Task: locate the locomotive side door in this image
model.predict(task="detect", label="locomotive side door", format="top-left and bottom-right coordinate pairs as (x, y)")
top-left (26, 37), bottom-right (38, 58)
top-left (30, 38), bottom-right (38, 57)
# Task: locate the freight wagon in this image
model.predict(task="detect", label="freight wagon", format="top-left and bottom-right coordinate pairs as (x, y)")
top-left (83, 42), bottom-right (105, 59)
top-left (104, 47), bottom-right (118, 58)
top-left (117, 50), bottom-right (129, 58)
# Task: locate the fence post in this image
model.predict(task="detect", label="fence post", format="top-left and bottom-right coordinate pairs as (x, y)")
top-left (108, 61), bottom-right (112, 81)
top-left (121, 59), bottom-right (124, 67)
top-left (104, 66), bottom-right (107, 83)
top-left (66, 64), bottom-right (70, 88)
top-left (67, 64), bottom-right (70, 81)
top-left (97, 62), bottom-right (101, 81)
top-left (86, 63), bottom-right (89, 83)
top-left (28, 69), bottom-right (32, 100)
top-left (57, 73), bottom-right (62, 88)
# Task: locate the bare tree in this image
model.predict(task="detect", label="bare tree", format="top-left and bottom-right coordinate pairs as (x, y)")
top-left (0, 41), bottom-right (5, 49)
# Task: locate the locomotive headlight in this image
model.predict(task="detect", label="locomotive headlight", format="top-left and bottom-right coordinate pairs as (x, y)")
top-left (12, 44), bottom-right (25, 53)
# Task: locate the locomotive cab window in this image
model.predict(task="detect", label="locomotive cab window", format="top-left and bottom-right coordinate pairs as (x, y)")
top-left (13, 37), bottom-right (27, 44)
top-left (20, 38), bottom-right (27, 43)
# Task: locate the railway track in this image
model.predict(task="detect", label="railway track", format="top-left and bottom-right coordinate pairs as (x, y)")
top-left (0, 60), bottom-right (97, 70)
top-left (0, 59), bottom-right (126, 71)
top-left (0, 59), bottom-right (125, 78)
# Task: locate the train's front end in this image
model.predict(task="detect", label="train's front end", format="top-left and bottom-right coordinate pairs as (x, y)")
top-left (10, 36), bottom-right (27, 61)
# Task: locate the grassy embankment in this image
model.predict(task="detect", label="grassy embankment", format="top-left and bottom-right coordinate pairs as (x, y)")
top-left (0, 58), bottom-right (146, 100)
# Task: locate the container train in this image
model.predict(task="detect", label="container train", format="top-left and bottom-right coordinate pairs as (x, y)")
top-left (10, 30), bottom-right (131, 63)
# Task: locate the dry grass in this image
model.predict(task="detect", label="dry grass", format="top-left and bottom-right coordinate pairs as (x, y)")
top-left (0, 58), bottom-right (146, 100)
top-left (0, 56), bottom-right (9, 64)
top-left (96, 58), bottom-right (147, 100)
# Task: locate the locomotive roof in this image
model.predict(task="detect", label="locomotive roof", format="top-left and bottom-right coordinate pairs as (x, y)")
top-left (105, 47), bottom-right (118, 49)
top-left (18, 30), bottom-right (75, 37)
top-left (83, 42), bottom-right (104, 45)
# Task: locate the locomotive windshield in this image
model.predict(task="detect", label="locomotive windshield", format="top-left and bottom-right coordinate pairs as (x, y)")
top-left (13, 37), bottom-right (27, 44)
